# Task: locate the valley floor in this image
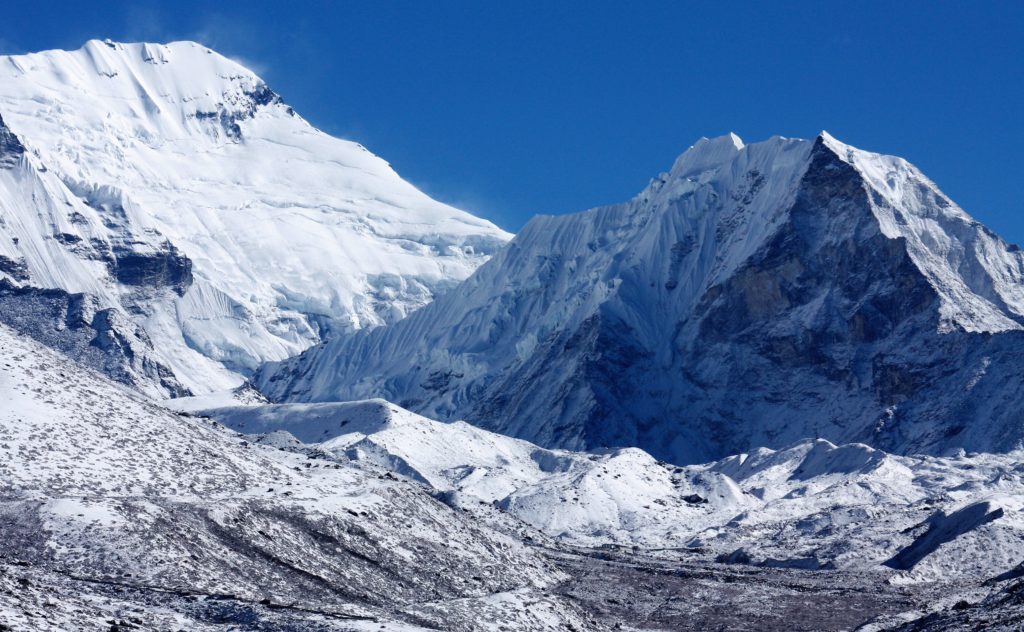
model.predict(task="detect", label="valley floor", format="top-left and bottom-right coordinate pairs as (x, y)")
top-left (3, 548), bottom-right (1013, 631)
top-left (548, 547), bottom-right (949, 632)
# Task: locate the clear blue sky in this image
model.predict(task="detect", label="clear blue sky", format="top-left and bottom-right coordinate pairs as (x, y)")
top-left (3, 1), bottom-right (1022, 240)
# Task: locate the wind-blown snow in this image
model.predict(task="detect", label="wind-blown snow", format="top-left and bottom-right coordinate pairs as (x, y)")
top-left (0, 40), bottom-right (510, 395)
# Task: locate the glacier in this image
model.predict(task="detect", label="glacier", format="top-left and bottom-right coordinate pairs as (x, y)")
top-left (0, 40), bottom-right (510, 396)
top-left (192, 398), bottom-right (1024, 585)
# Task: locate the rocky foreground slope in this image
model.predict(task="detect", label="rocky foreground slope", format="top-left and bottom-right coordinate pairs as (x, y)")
top-left (258, 133), bottom-right (1024, 464)
top-left (0, 323), bottom-right (596, 630)
top-left (6, 309), bottom-right (1019, 629)
top-left (3, 306), bottom-right (1022, 630)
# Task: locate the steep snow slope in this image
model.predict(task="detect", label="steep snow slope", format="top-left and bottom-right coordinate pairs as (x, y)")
top-left (0, 113), bottom-right (191, 397)
top-left (0, 323), bottom-right (600, 630)
top-left (258, 133), bottom-right (1024, 463)
top-left (0, 40), bottom-right (510, 395)
top-left (200, 400), bottom-right (1024, 583)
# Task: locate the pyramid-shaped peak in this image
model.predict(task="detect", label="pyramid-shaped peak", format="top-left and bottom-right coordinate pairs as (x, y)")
top-left (255, 123), bottom-right (1024, 466)
top-left (815, 130), bottom-right (854, 155)
top-left (704, 132), bottom-right (745, 150)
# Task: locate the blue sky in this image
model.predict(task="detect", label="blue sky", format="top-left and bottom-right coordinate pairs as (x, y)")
top-left (3, 1), bottom-right (1022, 239)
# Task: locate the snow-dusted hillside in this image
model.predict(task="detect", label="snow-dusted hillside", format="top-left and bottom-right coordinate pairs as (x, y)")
top-left (0, 40), bottom-right (510, 396)
top-left (0, 322), bottom-right (603, 630)
top-left (197, 399), bottom-right (1024, 584)
top-left (258, 133), bottom-right (1024, 463)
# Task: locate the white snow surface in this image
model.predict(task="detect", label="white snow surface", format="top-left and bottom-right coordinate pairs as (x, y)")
top-left (202, 399), bottom-right (1024, 582)
top-left (0, 40), bottom-right (510, 395)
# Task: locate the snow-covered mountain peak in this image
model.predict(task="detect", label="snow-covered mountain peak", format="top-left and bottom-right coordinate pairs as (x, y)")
top-left (693, 131), bottom-right (745, 151)
top-left (259, 131), bottom-right (1024, 464)
top-left (669, 131), bottom-right (746, 172)
top-left (5, 40), bottom-right (273, 139)
top-left (816, 129), bottom-right (847, 151)
top-left (0, 41), bottom-right (511, 396)
top-left (660, 130), bottom-right (1024, 333)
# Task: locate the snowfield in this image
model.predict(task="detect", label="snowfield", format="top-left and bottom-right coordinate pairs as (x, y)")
top-left (0, 40), bottom-right (510, 396)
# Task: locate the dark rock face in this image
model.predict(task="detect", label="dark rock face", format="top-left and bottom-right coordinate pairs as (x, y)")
top-left (465, 140), bottom-right (970, 461)
top-left (564, 142), bottom-right (1024, 462)
top-left (0, 281), bottom-right (189, 397)
top-left (696, 141), bottom-right (939, 346)
top-left (109, 241), bottom-right (193, 295)
top-left (194, 83), bottom-right (288, 141)
top-left (0, 113), bottom-right (26, 168)
top-left (195, 109), bottom-right (243, 141)
top-left (245, 84), bottom-right (283, 108)
top-left (0, 255), bottom-right (29, 281)
top-left (56, 183), bottom-right (195, 295)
